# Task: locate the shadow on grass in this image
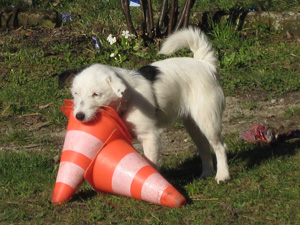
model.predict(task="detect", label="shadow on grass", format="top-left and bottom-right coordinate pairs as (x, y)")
top-left (229, 139), bottom-right (300, 169)
top-left (70, 189), bottom-right (98, 203)
top-left (161, 139), bottom-right (300, 185)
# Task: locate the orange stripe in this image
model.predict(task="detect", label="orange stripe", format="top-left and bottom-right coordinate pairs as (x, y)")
top-left (61, 100), bottom-right (131, 143)
top-left (130, 165), bottom-right (157, 200)
top-left (60, 150), bottom-right (91, 170)
top-left (67, 111), bottom-right (120, 142)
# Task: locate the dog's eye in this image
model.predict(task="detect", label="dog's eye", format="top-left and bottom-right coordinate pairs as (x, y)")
top-left (92, 93), bottom-right (101, 97)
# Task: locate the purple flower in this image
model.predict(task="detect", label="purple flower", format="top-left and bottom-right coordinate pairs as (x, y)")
top-left (92, 36), bottom-right (100, 52)
top-left (61, 13), bottom-right (72, 23)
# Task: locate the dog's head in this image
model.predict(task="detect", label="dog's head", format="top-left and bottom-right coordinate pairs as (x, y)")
top-left (71, 64), bottom-right (126, 122)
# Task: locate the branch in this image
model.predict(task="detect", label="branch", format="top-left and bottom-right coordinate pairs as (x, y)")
top-left (174, 0), bottom-right (192, 31)
top-left (157, 0), bottom-right (168, 36)
top-left (168, 0), bottom-right (178, 35)
top-left (140, 0), bottom-right (147, 36)
top-left (147, 0), bottom-right (154, 38)
top-left (120, 0), bottom-right (136, 35)
top-left (140, 0), bottom-right (154, 39)
top-left (183, 0), bottom-right (192, 27)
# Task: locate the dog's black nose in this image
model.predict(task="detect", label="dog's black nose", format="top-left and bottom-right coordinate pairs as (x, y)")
top-left (76, 112), bottom-right (85, 121)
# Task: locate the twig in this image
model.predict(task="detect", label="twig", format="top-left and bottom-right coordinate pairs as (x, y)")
top-left (1, 105), bottom-right (11, 116)
top-left (191, 196), bottom-right (219, 201)
top-left (174, 0), bottom-right (192, 31)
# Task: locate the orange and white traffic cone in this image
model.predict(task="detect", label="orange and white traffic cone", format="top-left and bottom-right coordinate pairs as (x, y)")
top-left (84, 138), bottom-right (186, 208)
top-left (52, 100), bottom-right (131, 205)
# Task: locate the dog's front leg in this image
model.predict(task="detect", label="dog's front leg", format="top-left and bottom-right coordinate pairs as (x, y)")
top-left (138, 130), bottom-right (162, 166)
top-left (124, 107), bottom-right (161, 166)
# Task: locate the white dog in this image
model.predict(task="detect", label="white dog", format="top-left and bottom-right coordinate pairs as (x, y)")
top-left (71, 27), bottom-right (230, 183)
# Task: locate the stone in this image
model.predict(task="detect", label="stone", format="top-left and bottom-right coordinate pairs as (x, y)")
top-left (0, 8), bottom-right (61, 29)
top-left (243, 11), bottom-right (300, 37)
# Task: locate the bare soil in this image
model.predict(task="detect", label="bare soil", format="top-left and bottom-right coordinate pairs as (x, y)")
top-left (4, 91), bottom-right (299, 157)
top-left (161, 90), bottom-right (300, 156)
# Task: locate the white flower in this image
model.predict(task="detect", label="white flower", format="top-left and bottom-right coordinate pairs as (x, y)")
top-left (107, 34), bottom-right (116, 45)
top-left (122, 30), bottom-right (130, 39)
top-left (110, 53), bottom-right (115, 57)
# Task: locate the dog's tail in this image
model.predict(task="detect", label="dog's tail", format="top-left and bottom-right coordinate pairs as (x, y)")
top-left (158, 27), bottom-right (217, 66)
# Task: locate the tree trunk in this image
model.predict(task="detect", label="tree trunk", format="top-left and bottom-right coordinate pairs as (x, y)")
top-left (157, 0), bottom-right (168, 35)
top-left (140, 0), bottom-right (155, 39)
top-left (120, 0), bottom-right (136, 35)
top-left (168, 0), bottom-right (178, 35)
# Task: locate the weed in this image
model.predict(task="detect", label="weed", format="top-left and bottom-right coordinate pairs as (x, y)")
top-left (283, 107), bottom-right (300, 117)
top-left (241, 101), bottom-right (258, 110)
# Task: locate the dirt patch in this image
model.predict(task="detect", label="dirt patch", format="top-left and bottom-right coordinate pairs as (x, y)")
top-left (159, 90), bottom-right (300, 156)
top-left (223, 91), bottom-right (300, 135)
top-left (1, 89), bottom-right (299, 155)
top-left (45, 90), bottom-right (300, 156)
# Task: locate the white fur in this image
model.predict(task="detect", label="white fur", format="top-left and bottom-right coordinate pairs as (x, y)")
top-left (71, 27), bottom-right (230, 183)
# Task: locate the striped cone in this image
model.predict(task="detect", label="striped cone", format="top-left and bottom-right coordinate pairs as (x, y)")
top-left (84, 138), bottom-right (186, 208)
top-left (52, 100), bottom-right (131, 205)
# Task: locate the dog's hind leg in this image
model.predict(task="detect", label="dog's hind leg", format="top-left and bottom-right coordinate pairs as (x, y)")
top-left (209, 138), bottom-right (230, 183)
top-left (183, 117), bottom-right (215, 179)
top-left (188, 113), bottom-right (230, 183)
top-left (200, 126), bottom-right (230, 183)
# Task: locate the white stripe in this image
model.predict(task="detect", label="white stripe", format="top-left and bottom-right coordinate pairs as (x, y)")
top-left (112, 152), bottom-right (148, 197)
top-left (55, 161), bottom-right (85, 189)
top-left (141, 173), bottom-right (170, 204)
top-left (62, 130), bottom-right (103, 159)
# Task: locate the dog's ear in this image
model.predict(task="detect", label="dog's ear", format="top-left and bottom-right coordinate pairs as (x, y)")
top-left (106, 73), bottom-right (126, 97)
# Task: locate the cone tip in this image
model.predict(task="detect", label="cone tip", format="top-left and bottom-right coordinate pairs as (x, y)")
top-left (160, 186), bottom-right (186, 208)
top-left (52, 182), bottom-right (75, 205)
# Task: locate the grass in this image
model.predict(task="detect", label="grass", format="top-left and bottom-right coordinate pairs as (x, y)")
top-left (0, 0), bottom-right (300, 224)
top-left (1, 143), bottom-right (299, 224)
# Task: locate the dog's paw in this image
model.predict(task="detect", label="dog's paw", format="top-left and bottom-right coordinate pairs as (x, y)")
top-left (215, 172), bottom-right (231, 184)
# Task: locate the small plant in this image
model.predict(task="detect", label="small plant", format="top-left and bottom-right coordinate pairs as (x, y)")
top-left (283, 107), bottom-right (300, 117)
top-left (107, 31), bottom-right (134, 63)
top-left (241, 101), bottom-right (258, 110)
top-left (210, 21), bottom-right (241, 48)
top-left (96, 30), bottom-right (150, 66)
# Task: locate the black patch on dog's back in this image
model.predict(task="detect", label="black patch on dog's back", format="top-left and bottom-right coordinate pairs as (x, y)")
top-left (137, 65), bottom-right (160, 82)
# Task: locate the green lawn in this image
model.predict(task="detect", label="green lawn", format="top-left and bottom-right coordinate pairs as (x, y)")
top-left (0, 0), bottom-right (300, 224)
